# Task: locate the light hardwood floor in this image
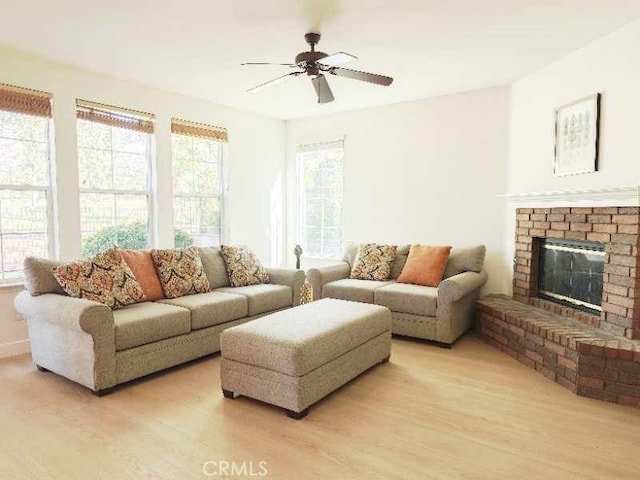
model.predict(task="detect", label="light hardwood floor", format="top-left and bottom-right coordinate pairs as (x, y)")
top-left (1, 333), bottom-right (639, 480)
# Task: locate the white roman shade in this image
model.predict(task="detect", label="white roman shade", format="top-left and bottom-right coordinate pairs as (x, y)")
top-left (297, 139), bottom-right (344, 153)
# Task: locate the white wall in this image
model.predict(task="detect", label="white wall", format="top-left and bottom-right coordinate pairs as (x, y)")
top-left (503, 18), bottom-right (640, 293)
top-left (0, 47), bottom-right (286, 358)
top-left (285, 86), bottom-right (512, 295)
top-left (508, 18), bottom-right (640, 193)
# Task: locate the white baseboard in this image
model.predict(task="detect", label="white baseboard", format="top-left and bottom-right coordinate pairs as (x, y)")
top-left (0, 339), bottom-right (31, 359)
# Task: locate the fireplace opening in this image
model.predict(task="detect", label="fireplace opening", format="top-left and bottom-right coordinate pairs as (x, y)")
top-left (537, 238), bottom-right (605, 314)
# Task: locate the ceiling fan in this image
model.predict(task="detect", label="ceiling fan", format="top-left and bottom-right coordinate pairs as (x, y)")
top-left (242, 32), bottom-right (393, 104)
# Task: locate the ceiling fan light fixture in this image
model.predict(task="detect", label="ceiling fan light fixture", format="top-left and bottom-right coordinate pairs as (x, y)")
top-left (242, 32), bottom-right (393, 104)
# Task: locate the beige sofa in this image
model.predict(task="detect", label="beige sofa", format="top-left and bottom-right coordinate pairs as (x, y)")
top-left (307, 244), bottom-right (487, 346)
top-left (14, 247), bottom-right (305, 395)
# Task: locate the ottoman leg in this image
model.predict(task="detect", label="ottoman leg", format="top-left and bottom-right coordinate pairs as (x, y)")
top-left (379, 355), bottom-right (390, 364)
top-left (286, 407), bottom-right (310, 420)
top-left (222, 389), bottom-right (236, 399)
top-left (35, 364), bottom-right (49, 372)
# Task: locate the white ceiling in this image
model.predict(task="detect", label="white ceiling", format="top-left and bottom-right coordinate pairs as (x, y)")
top-left (1, 0), bottom-right (640, 120)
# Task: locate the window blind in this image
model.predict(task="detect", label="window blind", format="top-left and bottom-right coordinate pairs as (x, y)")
top-left (171, 118), bottom-right (228, 142)
top-left (0, 83), bottom-right (52, 118)
top-left (296, 139), bottom-right (344, 153)
top-left (76, 99), bottom-right (155, 134)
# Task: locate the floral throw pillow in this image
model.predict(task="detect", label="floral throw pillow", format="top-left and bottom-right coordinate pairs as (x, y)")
top-left (151, 247), bottom-right (211, 298)
top-left (220, 245), bottom-right (270, 287)
top-left (52, 247), bottom-right (146, 309)
top-left (350, 243), bottom-right (398, 281)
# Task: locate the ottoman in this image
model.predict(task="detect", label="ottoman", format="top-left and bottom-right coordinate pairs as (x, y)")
top-left (220, 298), bottom-right (392, 419)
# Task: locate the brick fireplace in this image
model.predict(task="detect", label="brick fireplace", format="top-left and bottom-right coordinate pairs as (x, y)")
top-left (513, 206), bottom-right (640, 339)
top-left (477, 206), bottom-right (640, 407)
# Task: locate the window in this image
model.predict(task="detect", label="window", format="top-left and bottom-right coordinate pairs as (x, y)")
top-left (0, 84), bottom-right (53, 281)
top-left (170, 119), bottom-right (227, 247)
top-left (76, 100), bottom-right (155, 257)
top-left (296, 140), bottom-right (344, 258)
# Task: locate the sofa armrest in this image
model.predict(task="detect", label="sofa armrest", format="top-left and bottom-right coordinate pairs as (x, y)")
top-left (266, 268), bottom-right (306, 306)
top-left (14, 291), bottom-right (117, 391)
top-left (438, 271), bottom-right (488, 305)
top-left (435, 270), bottom-right (488, 344)
top-left (14, 291), bottom-right (114, 335)
top-left (306, 262), bottom-right (351, 301)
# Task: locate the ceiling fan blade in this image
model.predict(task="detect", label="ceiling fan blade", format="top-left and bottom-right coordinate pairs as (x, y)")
top-left (330, 67), bottom-right (393, 86)
top-left (311, 75), bottom-right (335, 104)
top-left (241, 62), bottom-right (298, 67)
top-left (247, 72), bottom-right (302, 93)
top-left (319, 52), bottom-right (357, 67)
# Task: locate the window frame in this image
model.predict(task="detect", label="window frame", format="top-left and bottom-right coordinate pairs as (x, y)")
top-left (295, 140), bottom-right (345, 260)
top-left (76, 117), bottom-right (155, 254)
top-left (170, 131), bottom-right (225, 247)
top-left (0, 112), bottom-right (55, 283)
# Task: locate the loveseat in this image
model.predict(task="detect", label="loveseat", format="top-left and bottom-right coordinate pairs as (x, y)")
top-left (14, 247), bottom-right (305, 395)
top-left (307, 244), bottom-right (487, 345)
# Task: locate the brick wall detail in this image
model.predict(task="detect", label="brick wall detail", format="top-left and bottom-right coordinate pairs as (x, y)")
top-left (513, 207), bottom-right (640, 339)
top-left (478, 295), bottom-right (640, 408)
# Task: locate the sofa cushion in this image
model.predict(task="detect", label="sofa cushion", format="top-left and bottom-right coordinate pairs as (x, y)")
top-left (389, 244), bottom-right (411, 279)
top-left (343, 243), bottom-right (409, 279)
top-left (217, 284), bottom-right (292, 316)
top-left (220, 245), bottom-right (270, 287)
top-left (350, 243), bottom-right (398, 281)
top-left (151, 247), bottom-right (211, 298)
top-left (159, 291), bottom-right (248, 330)
top-left (198, 247), bottom-right (231, 289)
top-left (323, 279), bottom-right (394, 304)
top-left (120, 249), bottom-right (165, 301)
top-left (444, 245), bottom-right (486, 278)
top-left (342, 242), bottom-right (358, 267)
top-left (113, 302), bottom-right (191, 351)
top-left (52, 247), bottom-right (146, 309)
top-left (374, 283), bottom-right (438, 317)
top-left (23, 257), bottom-right (66, 296)
top-left (397, 245), bottom-right (452, 287)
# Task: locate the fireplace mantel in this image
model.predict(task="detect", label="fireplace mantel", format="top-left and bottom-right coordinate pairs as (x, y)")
top-left (498, 186), bottom-right (640, 205)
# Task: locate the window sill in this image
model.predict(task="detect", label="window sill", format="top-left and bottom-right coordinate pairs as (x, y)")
top-left (0, 281), bottom-right (25, 291)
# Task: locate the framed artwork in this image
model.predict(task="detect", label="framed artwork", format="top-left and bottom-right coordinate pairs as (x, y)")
top-left (553, 93), bottom-right (600, 176)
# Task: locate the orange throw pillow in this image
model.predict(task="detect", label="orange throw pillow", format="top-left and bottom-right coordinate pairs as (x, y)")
top-left (120, 249), bottom-right (165, 301)
top-left (397, 245), bottom-right (452, 287)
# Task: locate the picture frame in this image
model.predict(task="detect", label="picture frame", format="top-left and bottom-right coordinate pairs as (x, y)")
top-left (553, 93), bottom-right (600, 176)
